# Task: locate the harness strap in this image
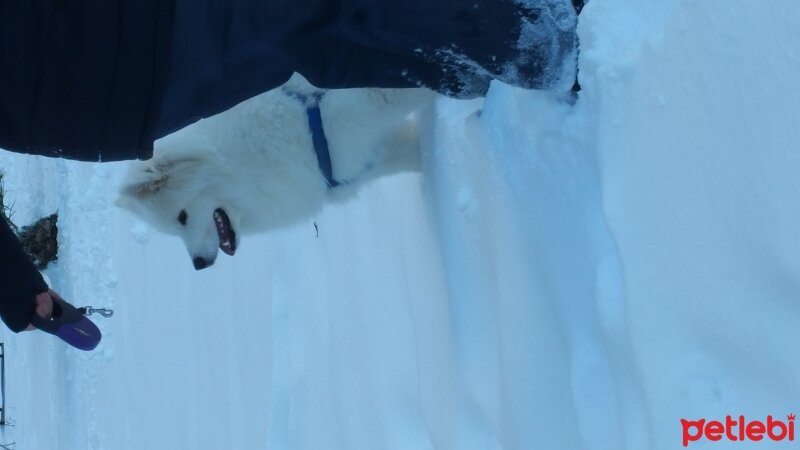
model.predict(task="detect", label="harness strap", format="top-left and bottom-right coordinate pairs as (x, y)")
top-left (283, 90), bottom-right (340, 188)
top-left (305, 103), bottom-right (339, 188)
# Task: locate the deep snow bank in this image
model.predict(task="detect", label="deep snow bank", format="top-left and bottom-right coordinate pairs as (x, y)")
top-left (582, 0), bottom-right (800, 448)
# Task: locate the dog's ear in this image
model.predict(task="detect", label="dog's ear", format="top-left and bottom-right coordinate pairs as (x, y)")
top-left (118, 162), bottom-right (170, 201)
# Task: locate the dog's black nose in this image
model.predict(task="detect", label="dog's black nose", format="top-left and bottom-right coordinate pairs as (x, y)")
top-left (193, 257), bottom-right (211, 270)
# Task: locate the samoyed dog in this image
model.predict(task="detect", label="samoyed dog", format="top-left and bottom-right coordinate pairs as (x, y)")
top-left (117, 74), bottom-right (435, 270)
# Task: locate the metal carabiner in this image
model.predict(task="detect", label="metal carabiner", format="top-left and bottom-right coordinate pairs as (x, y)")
top-left (83, 307), bottom-right (114, 318)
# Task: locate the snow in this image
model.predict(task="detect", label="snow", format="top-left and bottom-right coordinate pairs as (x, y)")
top-left (2, 0), bottom-right (800, 448)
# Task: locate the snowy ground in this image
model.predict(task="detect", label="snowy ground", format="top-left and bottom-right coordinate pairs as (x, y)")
top-left (2, 0), bottom-right (800, 449)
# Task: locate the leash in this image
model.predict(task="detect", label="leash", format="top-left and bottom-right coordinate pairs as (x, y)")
top-left (283, 89), bottom-right (340, 189)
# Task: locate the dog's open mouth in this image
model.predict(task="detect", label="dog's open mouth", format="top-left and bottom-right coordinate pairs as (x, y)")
top-left (214, 208), bottom-right (237, 256)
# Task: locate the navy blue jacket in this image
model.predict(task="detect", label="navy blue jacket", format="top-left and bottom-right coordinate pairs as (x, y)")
top-left (0, 0), bottom-right (576, 162)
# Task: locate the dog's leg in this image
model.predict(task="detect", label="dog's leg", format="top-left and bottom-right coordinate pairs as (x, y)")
top-left (372, 116), bottom-right (422, 176)
top-left (329, 115), bottom-right (422, 201)
top-left (327, 116), bottom-right (423, 203)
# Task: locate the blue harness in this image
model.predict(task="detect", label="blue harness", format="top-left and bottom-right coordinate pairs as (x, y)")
top-left (284, 90), bottom-right (340, 188)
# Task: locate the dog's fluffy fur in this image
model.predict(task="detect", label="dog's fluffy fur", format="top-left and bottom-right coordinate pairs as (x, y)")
top-left (117, 75), bottom-right (434, 269)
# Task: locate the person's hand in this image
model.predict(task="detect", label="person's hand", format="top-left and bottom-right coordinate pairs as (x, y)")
top-left (34, 290), bottom-right (60, 319)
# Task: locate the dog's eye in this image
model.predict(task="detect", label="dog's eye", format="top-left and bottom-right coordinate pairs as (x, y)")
top-left (177, 210), bottom-right (188, 225)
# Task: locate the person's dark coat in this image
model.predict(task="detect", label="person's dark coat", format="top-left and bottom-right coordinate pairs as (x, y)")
top-left (0, 0), bottom-right (577, 162)
top-left (0, 217), bottom-right (47, 332)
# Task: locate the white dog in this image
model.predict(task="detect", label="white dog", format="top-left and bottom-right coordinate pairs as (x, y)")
top-left (117, 75), bottom-right (434, 270)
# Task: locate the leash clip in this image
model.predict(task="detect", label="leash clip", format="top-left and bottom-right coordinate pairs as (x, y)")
top-left (83, 307), bottom-right (114, 318)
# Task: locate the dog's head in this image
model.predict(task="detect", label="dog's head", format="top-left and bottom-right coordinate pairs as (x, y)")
top-left (116, 147), bottom-right (241, 270)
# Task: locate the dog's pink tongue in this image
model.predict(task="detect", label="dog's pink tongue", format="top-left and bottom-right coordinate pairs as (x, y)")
top-left (214, 209), bottom-right (237, 256)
